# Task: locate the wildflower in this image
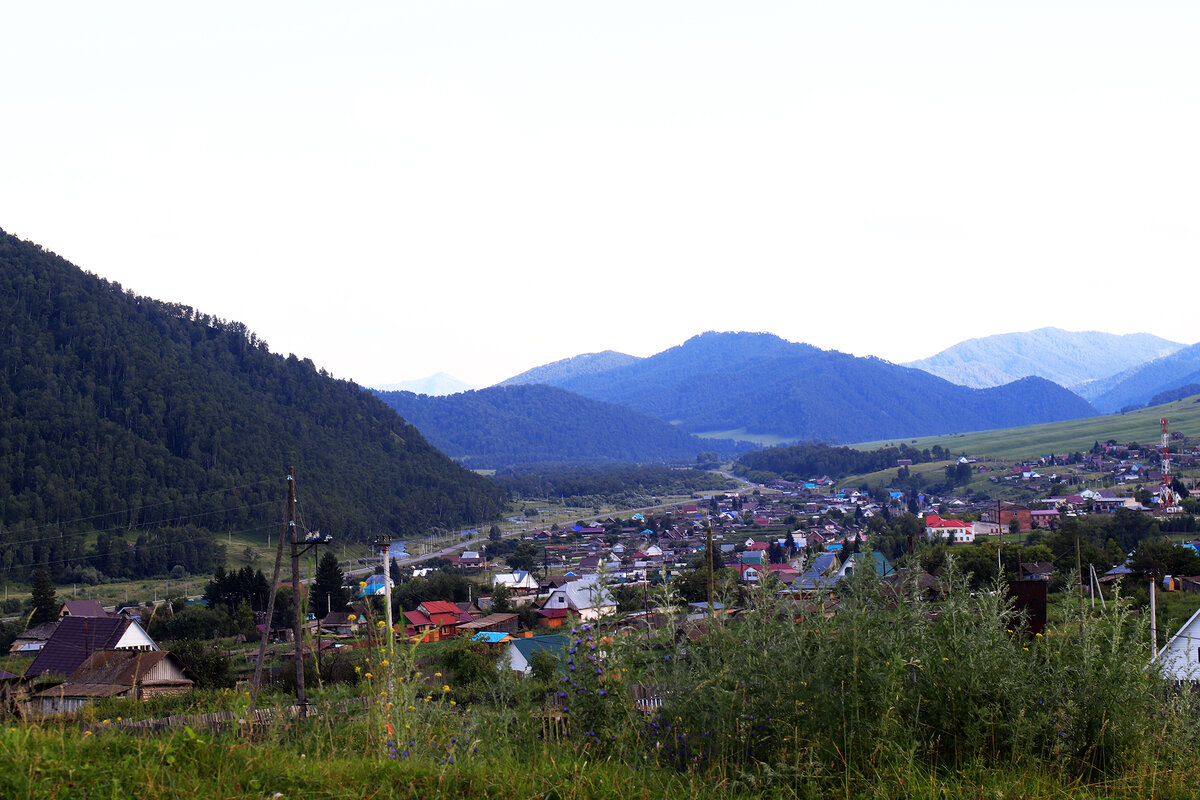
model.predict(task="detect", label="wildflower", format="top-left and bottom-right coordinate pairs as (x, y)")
top-left (365, 672), bottom-right (373, 679)
top-left (355, 666), bottom-right (362, 674)
top-left (349, 614), bottom-right (357, 620)
top-left (381, 660), bottom-right (389, 667)
top-left (435, 672), bottom-right (442, 677)
top-left (377, 620), bottom-right (386, 628)
top-left (442, 685), bottom-right (450, 692)
top-left (359, 581), bottom-right (367, 588)
top-left (450, 700), bottom-right (456, 706)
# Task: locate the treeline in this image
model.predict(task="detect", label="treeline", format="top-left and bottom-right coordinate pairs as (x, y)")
top-left (493, 464), bottom-right (736, 502)
top-left (374, 384), bottom-right (749, 469)
top-left (0, 229), bottom-right (504, 583)
top-left (734, 442), bottom-right (953, 482)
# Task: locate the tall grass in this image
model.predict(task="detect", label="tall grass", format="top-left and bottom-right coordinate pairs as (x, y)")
top-left (639, 557), bottom-right (1200, 792)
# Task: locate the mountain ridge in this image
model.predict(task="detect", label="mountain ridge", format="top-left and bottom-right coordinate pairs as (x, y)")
top-left (532, 331), bottom-right (1098, 443)
top-left (905, 327), bottom-right (1183, 390)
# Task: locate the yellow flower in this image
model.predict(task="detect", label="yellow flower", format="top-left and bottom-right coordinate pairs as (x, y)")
top-left (83, 730), bottom-right (92, 736)
top-left (449, 700), bottom-right (456, 706)
top-left (348, 614), bottom-right (357, 621)
top-left (442, 685), bottom-right (450, 692)
top-left (355, 666), bottom-right (362, 674)
top-left (377, 620), bottom-right (386, 628)
top-left (364, 672), bottom-right (373, 679)
top-left (381, 660), bottom-right (389, 667)
top-left (942, 658), bottom-right (949, 662)
top-left (434, 672), bottom-right (442, 677)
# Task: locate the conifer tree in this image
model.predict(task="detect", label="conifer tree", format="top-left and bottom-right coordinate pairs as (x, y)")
top-left (313, 551), bottom-right (349, 615)
top-left (29, 567), bottom-right (58, 626)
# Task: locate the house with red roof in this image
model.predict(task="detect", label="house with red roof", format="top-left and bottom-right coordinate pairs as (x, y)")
top-left (924, 515), bottom-right (974, 544)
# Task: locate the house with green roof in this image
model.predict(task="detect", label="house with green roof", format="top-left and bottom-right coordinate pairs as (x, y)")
top-left (502, 634), bottom-right (569, 674)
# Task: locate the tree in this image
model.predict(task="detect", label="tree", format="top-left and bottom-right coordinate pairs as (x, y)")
top-left (491, 582), bottom-right (512, 614)
top-left (507, 542), bottom-right (539, 572)
top-left (313, 551), bottom-right (349, 616)
top-left (29, 567), bottom-right (57, 626)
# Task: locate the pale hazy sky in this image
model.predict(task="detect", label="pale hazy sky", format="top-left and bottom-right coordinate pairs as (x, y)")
top-left (2, 2), bottom-right (1197, 387)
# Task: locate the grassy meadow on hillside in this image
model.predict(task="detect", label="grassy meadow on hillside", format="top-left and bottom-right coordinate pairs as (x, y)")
top-left (852, 395), bottom-right (1200, 461)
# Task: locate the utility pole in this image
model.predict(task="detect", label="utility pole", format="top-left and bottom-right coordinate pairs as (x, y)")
top-left (250, 468), bottom-right (292, 713)
top-left (706, 525), bottom-right (715, 619)
top-left (287, 470), bottom-right (306, 719)
top-left (374, 534), bottom-right (395, 663)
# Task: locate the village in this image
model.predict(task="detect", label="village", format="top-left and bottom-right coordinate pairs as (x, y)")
top-left (7, 424), bottom-right (1200, 721)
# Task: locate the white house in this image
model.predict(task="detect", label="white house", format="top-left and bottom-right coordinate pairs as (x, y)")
top-left (539, 575), bottom-right (616, 621)
top-left (1156, 607), bottom-right (1200, 681)
top-left (493, 571), bottom-right (539, 593)
top-left (924, 515), bottom-right (974, 544)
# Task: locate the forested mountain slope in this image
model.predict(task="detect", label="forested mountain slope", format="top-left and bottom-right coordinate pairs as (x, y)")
top-left (545, 332), bottom-right (1098, 443)
top-left (374, 384), bottom-right (749, 468)
top-left (0, 230), bottom-right (503, 582)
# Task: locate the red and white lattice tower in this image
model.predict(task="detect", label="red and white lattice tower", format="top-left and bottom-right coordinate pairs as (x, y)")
top-left (1161, 417), bottom-right (1176, 510)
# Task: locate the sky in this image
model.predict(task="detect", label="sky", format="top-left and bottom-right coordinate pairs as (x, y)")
top-left (2, 2), bottom-right (1197, 388)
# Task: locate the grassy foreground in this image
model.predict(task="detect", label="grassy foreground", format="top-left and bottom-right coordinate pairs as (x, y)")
top-left (7, 562), bottom-right (1200, 799)
top-left (6, 721), bottom-right (1199, 800)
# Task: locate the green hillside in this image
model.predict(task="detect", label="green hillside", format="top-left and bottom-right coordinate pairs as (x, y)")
top-left (851, 395), bottom-right (1200, 460)
top-left (0, 229), bottom-right (504, 583)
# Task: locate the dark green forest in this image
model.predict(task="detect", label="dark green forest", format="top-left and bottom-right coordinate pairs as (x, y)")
top-left (547, 331), bottom-right (1098, 442)
top-left (493, 463), bottom-right (736, 502)
top-left (374, 384), bottom-right (748, 469)
top-left (0, 230), bottom-right (504, 583)
top-left (734, 442), bottom-right (952, 482)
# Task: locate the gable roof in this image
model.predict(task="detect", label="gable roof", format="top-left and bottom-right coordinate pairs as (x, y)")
top-left (32, 650), bottom-right (193, 699)
top-left (59, 600), bottom-right (110, 618)
top-left (25, 616), bottom-right (157, 678)
top-left (418, 600), bottom-right (461, 616)
top-left (509, 634), bottom-right (569, 663)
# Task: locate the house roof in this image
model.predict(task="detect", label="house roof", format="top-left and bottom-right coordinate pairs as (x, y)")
top-left (470, 631), bottom-right (512, 644)
top-left (32, 650), bottom-right (192, 699)
top-left (419, 600), bottom-right (462, 616)
top-left (508, 634), bottom-right (569, 663)
top-left (60, 600), bottom-right (110, 618)
top-left (25, 616), bottom-right (156, 679)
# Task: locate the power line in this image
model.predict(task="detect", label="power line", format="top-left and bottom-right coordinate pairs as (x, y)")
top-left (4, 477), bottom-right (276, 537)
top-left (1, 521), bottom-right (278, 574)
top-left (1, 499), bottom-right (279, 548)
